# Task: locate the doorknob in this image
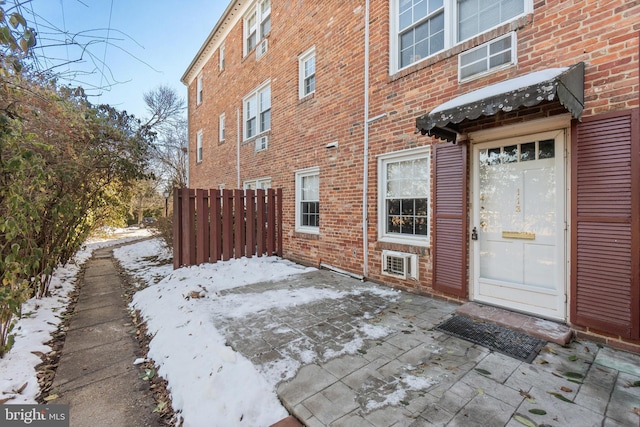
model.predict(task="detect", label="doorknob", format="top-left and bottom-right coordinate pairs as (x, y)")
top-left (471, 227), bottom-right (478, 241)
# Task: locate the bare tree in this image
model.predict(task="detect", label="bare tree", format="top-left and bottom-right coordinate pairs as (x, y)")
top-left (152, 118), bottom-right (189, 189)
top-left (7, 0), bottom-right (161, 97)
top-left (142, 85), bottom-right (188, 190)
top-left (142, 84), bottom-right (185, 130)
top-left (124, 85), bottom-right (186, 223)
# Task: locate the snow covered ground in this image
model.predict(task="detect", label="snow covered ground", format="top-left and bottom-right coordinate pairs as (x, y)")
top-left (114, 239), bottom-right (398, 426)
top-left (1, 233), bottom-right (405, 426)
top-left (115, 240), bottom-right (316, 426)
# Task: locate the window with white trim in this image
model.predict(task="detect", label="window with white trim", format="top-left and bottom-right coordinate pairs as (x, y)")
top-left (196, 130), bottom-right (203, 163)
top-left (390, 0), bottom-right (529, 73)
top-left (260, 0), bottom-right (271, 38)
top-left (243, 178), bottom-right (271, 190)
top-left (244, 0), bottom-right (271, 55)
top-left (299, 47), bottom-right (316, 98)
top-left (219, 113), bottom-right (225, 142)
top-left (295, 167), bottom-right (320, 233)
top-left (243, 82), bottom-right (271, 140)
top-left (378, 148), bottom-right (430, 244)
top-left (196, 73), bottom-right (203, 105)
top-left (219, 45), bottom-right (225, 70)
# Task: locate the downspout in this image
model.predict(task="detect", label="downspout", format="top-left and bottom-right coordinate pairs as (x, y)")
top-left (362, 0), bottom-right (370, 278)
top-left (237, 108), bottom-right (241, 188)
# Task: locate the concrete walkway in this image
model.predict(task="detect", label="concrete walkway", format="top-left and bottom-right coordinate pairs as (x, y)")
top-left (51, 247), bottom-right (163, 426)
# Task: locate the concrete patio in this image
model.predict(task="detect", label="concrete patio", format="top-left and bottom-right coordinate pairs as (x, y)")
top-left (213, 269), bottom-right (640, 427)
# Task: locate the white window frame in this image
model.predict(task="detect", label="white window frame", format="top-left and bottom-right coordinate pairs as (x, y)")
top-left (298, 47), bottom-right (316, 99)
top-left (196, 130), bottom-right (203, 163)
top-left (243, 81), bottom-right (271, 141)
top-left (295, 167), bottom-right (320, 234)
top-left (219, 113), bottom-right (226, 142)
top-left (377, 147), bottom-right (430, 246)
top-left (259, 0), bottom-right (271, 39)
top-left (389, 0), bottom-right (531, 74)
top-left (458, 32), bottom-right (516, 81)
top-left (219, 44), bottom-right (225, 71)
top-left (243, 177), bottom-right (271, 190)
top-left (243, 0), bottom-right (271, 56)
top-left (196, 73), bottom-right (203, 105)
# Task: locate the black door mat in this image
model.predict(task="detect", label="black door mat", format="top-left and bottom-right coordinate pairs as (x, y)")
top-left (435, 315), bottom-right (546, 363)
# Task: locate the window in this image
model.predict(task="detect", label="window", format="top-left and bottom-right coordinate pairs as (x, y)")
top-left (458, 0), bottom-right (524, 41)
top-left (480, 139), bottom-right (555, 165)
top-left (391, 0), bottom-right (529, 72)
top-left (459, 32), bottom-right (515, 81)
top-left (243, 82), bottom-right (271, 140)
top-left (244, 0), bottom-right (271, 55)
top-left (397, 0), bottom-right (444, 69)
top-left (246, 12), bottom-right (257, 52)
top-left (196, 130), bottom-right (203, 163)
top-left (196, 73), bottom-right (203, 105)
top-left (243, 178), bottom-right (271, 190)
top-left (295, 167), bottom-right (320, 233)
top-left (219, 45), bottom-right (225, 70)
top-left (219, 113), bottom-right (225, 142)
top-left (299, 47), bottom-right (316, 98)
top-left (378, 148), bottom-right (430, 244)
top-left (260, 0), bottom-right (271, 38)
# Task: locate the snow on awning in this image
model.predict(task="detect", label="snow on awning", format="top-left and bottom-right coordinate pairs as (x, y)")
top-left (416, 62), bottom-right (585, 142)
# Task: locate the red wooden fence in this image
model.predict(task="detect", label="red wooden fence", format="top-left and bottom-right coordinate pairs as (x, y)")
top-left (172, 188), bottom-right (283, 269)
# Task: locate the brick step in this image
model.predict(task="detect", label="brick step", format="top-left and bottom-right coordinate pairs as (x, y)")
top-left (270, 415), bottom-right (303, 427)
top-left (455, 302), bottom-right (573, 346)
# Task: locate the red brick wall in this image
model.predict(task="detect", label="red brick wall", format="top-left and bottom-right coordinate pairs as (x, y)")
top-left (186, 0), bottom-right (639, 297)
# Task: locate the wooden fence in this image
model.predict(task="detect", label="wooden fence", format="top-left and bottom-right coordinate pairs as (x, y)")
top-left (172, 188), bottom-right (283, 269)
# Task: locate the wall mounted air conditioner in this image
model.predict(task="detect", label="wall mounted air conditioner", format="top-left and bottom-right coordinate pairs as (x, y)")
top-left (256, 38), bottom-right (268, 60)
top-left (381, 250), bottom-right (418, 280)
top-left (255, 135), bottom-right (268, 151)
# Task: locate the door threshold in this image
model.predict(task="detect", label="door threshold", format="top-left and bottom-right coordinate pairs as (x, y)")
top-left (456, 302), bottom-right (573, 345)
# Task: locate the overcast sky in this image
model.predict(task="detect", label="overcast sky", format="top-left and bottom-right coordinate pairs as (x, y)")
top-left (22, 0), bottom-right (226, 120)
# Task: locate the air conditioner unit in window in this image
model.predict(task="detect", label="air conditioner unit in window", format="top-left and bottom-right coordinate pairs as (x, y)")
top-left (458, 32), bottom-right (516, 81)
top-left (256, 38), bottom-right (268, 59)
top-left (382, 250), bottom-right (418, 280)
top-left (255, 135), bottom-right (268, 151)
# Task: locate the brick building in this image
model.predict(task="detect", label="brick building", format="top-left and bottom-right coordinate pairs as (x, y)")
top-left (182, 1), bottom-right (639, 351)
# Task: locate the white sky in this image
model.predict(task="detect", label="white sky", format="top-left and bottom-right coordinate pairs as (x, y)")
top-left (20, 0), bottom-right (226, 120)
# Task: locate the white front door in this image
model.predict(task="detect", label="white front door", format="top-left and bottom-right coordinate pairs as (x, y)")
top-left (472, 130), bottom-right (566, 320)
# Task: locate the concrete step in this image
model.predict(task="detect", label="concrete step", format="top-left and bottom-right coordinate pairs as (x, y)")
top-left (455, 302), bottom-right (573, 345)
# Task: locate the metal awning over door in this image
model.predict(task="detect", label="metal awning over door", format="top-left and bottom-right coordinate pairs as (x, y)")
top-left (416, 62), bottom-right (584, 142)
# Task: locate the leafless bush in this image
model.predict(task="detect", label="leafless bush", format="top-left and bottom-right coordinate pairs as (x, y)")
top-left (153, 217), bottom-right (173, 250)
